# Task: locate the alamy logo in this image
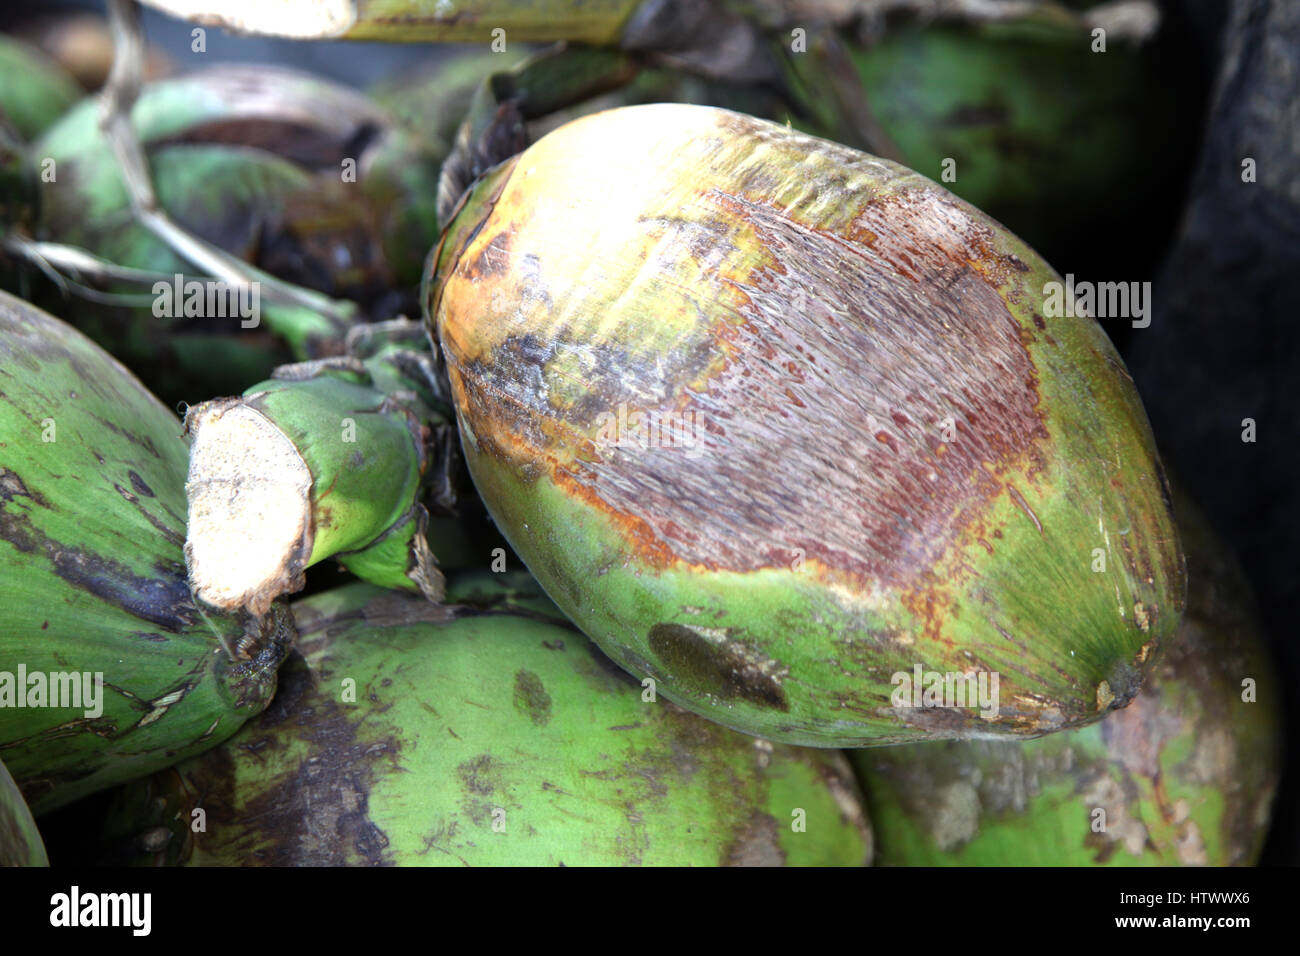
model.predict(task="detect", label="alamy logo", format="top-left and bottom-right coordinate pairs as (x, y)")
top-left (50, 887), bottom-right (151, 936)
top-left (152, 273), bottom-right (260, 328)
top-left (1042, 274), bottom-right (1152, 328)
top-left (891, 664), bottom-right (1000, 719)
top-left (0, 667), bottom-right (103, 718)
top-left (593, 402), bottom-right (702, 458)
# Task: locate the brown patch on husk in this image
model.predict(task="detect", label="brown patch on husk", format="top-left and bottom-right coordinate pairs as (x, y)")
top-left (182, 652), bottom-right (399, 866)
top-left (648, 622), bottom-right (789, 711)
top-left (724, 812), bottom-right (786, 867)
top-left (440, 134), bottom-right (1047, 589)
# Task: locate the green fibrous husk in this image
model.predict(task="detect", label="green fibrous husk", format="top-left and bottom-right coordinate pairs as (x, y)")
top-left (183, 323), bottom-right (455, 617)
top-left (851, 492), bottom-right (1282, 866)
top-left (99, 572), bottom-right (873, 866)
top-left (0, 291), bottom-right (294, 816)
top-left (0, 755), bottom-right (47, 866)
top-left (0, 35), bottom-right (82, 142)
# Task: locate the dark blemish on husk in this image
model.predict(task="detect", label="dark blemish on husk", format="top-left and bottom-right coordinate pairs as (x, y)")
top-left (187, 655), bottom-right (397, 865)
top-left (458, 754), bottom-right (498, 796)
top-left (0, 493), bottom-right (196, 631)
top-left (127, 471), bottom-right (155, 498)
top-left (456, 753), bottom-right (509, 827)
top-left (462, 229), bottom-right (513, 282)
top-left (512, 669), bottom-right (552, 726)
top-left (724, 812), bottom-right (786, 866)
top-left (0, 469), bottom-right (46, 507)
top-left (1087, 832), bottom-right (1119, 864)
top-left (1101, 659), bottom-right (1143, 713)
top-left (648, 623), bottom-right (789, 711)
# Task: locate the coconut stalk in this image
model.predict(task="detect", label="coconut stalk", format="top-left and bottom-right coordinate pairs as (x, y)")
top-left (130, 0), bottom-right (1150, 46)
top-left (424, 103), bottom-right (1185, 747)
top-left (184, 320), bottom-right (456, 617)
top-left (137, 0), bottom-right (639, 42)
top-left (98, 572), bottom-right (873, 866)
top-left (0, 291), bottom-right (294, 816)
top-left (850, 490), bottom-right (1282, 865)
top-left (0, 756), bottom-right (47, 866)
top-left (20, 61), bottom-right (446, 402)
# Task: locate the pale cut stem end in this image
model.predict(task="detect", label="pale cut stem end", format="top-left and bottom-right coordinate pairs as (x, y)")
top-left (184, 400), bottom-right (313, 617)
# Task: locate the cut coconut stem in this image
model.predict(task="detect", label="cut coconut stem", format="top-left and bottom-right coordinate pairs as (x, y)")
top-left (185, 353), bottom-right (449, 616)
top-left (184, 399), bottom-right (314, 617)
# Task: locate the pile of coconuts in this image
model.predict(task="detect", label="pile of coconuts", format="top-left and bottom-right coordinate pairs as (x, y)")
top-left (0, 3), bottom-right (1282, 867)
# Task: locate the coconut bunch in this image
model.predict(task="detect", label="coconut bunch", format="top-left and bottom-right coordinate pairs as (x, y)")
top-left (0, 1), bottom-right (1281, 868)
top-left (0, 291), bottom-right (879, 866)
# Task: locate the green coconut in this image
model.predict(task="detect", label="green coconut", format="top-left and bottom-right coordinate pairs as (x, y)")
top-left (851, 494), bottom-right (1281, 865)
top-left (0, 290), bottom-right (293, 816)
top-left (423, 103), bottom-right (1185, 747)
top-left (100, 573), bottom-right (872, 866)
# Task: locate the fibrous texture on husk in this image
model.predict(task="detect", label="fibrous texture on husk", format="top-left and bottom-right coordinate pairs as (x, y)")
top-left (424, 103), bottom-right (1185, 747)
